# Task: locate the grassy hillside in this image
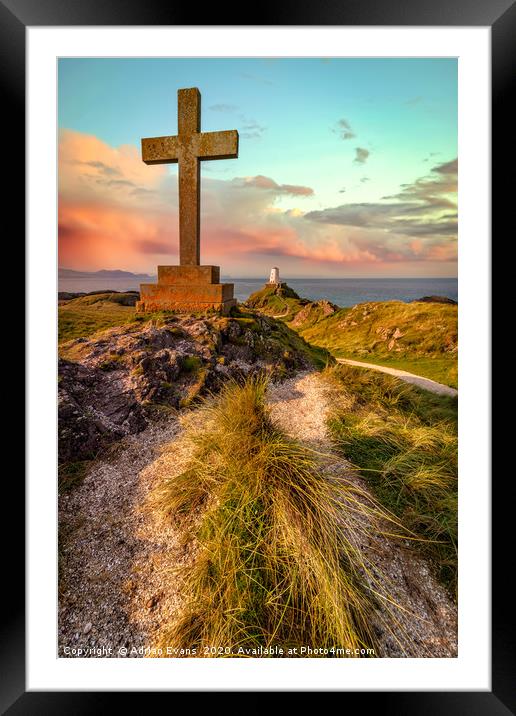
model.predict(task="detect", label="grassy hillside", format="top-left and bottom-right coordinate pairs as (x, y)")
top-left (58, 292), bottom-right (138, 342)
top-left (325, 364), bottom-right (458, 596)
top-left (246, 283), bottom-right (306, 319)
top-left (246, 285), bottom-right (458, 388)
top-left (60, 288), bottom-right (458, 387)
top-left (300, 301), bottom-right (457, 387)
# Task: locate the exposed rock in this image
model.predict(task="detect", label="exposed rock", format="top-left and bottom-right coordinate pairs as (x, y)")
top-left (58, 357), bottom-right (147, 463)
top-left (290, 300), bottom-right (337, 328)
top-left (414, 295), bottom-right (457, 305)
top-left (59, 313), bottom-right (317, 464)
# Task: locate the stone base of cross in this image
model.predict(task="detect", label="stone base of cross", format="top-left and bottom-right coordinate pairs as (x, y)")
top-left (136, 265), bottom-right (236, 315)
top-left (136, 87), bottom-right (238, 315)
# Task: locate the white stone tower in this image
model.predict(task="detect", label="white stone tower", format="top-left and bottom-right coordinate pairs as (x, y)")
top-left (269, 267), bottom-right (280, 285)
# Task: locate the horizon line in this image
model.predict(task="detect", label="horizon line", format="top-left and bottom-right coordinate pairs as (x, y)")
top-left (58, 267), bottom-right (457, 280)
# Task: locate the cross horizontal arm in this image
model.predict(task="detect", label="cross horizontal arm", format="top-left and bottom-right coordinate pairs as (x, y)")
top-left (195, 130), bottom-right (239, 161)
top-left (141, 136), bottom-right (180, 165)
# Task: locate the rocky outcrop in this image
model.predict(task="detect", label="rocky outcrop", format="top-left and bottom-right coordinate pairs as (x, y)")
top-left (414, 296), bottom-right (457, 305)
top-left (246, 282), bottom-right (303, 310)
top-left (290, 300), bottom-right (338, 328)
top-left (58, 313), bottom-right (317, 463)
top-left (372, 325), bottom-right (405, 351)
top-left (58, 358), bottom-right (147, 463)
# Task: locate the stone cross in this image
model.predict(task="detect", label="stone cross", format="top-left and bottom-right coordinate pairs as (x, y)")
top-left (141, 88), bottom-right (239, 266)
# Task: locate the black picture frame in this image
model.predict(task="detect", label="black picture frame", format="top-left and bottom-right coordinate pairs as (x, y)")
top-left (8, 0), bottom-right (510, 710)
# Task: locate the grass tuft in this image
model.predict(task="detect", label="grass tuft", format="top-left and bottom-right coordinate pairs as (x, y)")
top-left (325, 364), bottom-right (458, 595)
top-left (58, 460), bottom-right (93, 494)
top-left (151, 376), bottom-right (401, 657)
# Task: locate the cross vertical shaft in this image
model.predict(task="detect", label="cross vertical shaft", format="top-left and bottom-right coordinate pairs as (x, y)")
top-left (141, 87), bottom-right (239, 267)
top-left (178, 89), bottom-right (201, 265)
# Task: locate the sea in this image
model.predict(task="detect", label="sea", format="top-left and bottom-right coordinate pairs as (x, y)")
top-left (58, 276), bottom-right (457, 307)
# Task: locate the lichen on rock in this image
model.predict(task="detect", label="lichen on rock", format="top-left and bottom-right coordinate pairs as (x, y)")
top-left (58, 310), bottom-right (323, 464)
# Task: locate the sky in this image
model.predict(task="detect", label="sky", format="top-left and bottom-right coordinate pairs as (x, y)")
top-left (58, 57), bottom-right (457, 278)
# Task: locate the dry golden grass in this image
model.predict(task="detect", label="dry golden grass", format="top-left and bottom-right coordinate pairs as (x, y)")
top-left (58, 292), bottom-right (141, 343)
top-left (150, 376), bottom-right (404, 657)
top-left (325, 364), bottom-right (458, 595)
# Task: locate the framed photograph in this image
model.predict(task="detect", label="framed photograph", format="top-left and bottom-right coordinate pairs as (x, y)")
top-left (9, 0), bottom-right (510, 709)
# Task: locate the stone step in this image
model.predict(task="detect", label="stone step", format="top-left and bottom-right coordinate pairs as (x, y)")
top-left (157, 265), bottom-right (220, 285)
top-left (138, 279), bottom-right (236, 315)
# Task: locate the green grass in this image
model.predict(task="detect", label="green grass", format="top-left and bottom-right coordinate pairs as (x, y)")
top-left (325, 364), bottom-right (458, 596)
top-left (245, 288), bottom-right (458, 388)
top-left (223, 307), bottom-right (333, 370)
top-left (179, 368), bottom-right (208, 409)
top-left (58, 460), bottom-right (93, 494)
top-left (150, 376), bottom-right (403, 657)
top-left (59, 293), bottom-right (137, 342)
top-left (266, 317), bottom-right (333, 370)
top-left (98, 353), bottom-right (127, 371)
top-left (181, 356), bottom-right (201, 373)
top-left (335, 354), bottom-right (458, 389)
top-left (299, 301), bottom-right (457, 387)
top-left (246, 284), bottom-right (304, 320)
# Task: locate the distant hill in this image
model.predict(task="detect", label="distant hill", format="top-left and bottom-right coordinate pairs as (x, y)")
top-left (414, 295), bottom-right (457, 305)
top-left (59, 268), bottom-right (152, 279)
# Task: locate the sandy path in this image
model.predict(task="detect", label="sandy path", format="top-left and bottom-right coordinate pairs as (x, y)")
top-left (268, 371), bottom-right (457, 657)
top-left (271, 309), bottom-right (290, 319)
top-left (59, 369), bottom-right (457, 658)
top-left (58, 418), bottom-right (195, 657)
top-left (336, 358), bottom-right (457, 396)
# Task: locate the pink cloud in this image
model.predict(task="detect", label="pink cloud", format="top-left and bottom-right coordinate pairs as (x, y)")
top-left (58, 129), bottom-right (457, 274)
top-left (236, 175), bottom-right (314, 196)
